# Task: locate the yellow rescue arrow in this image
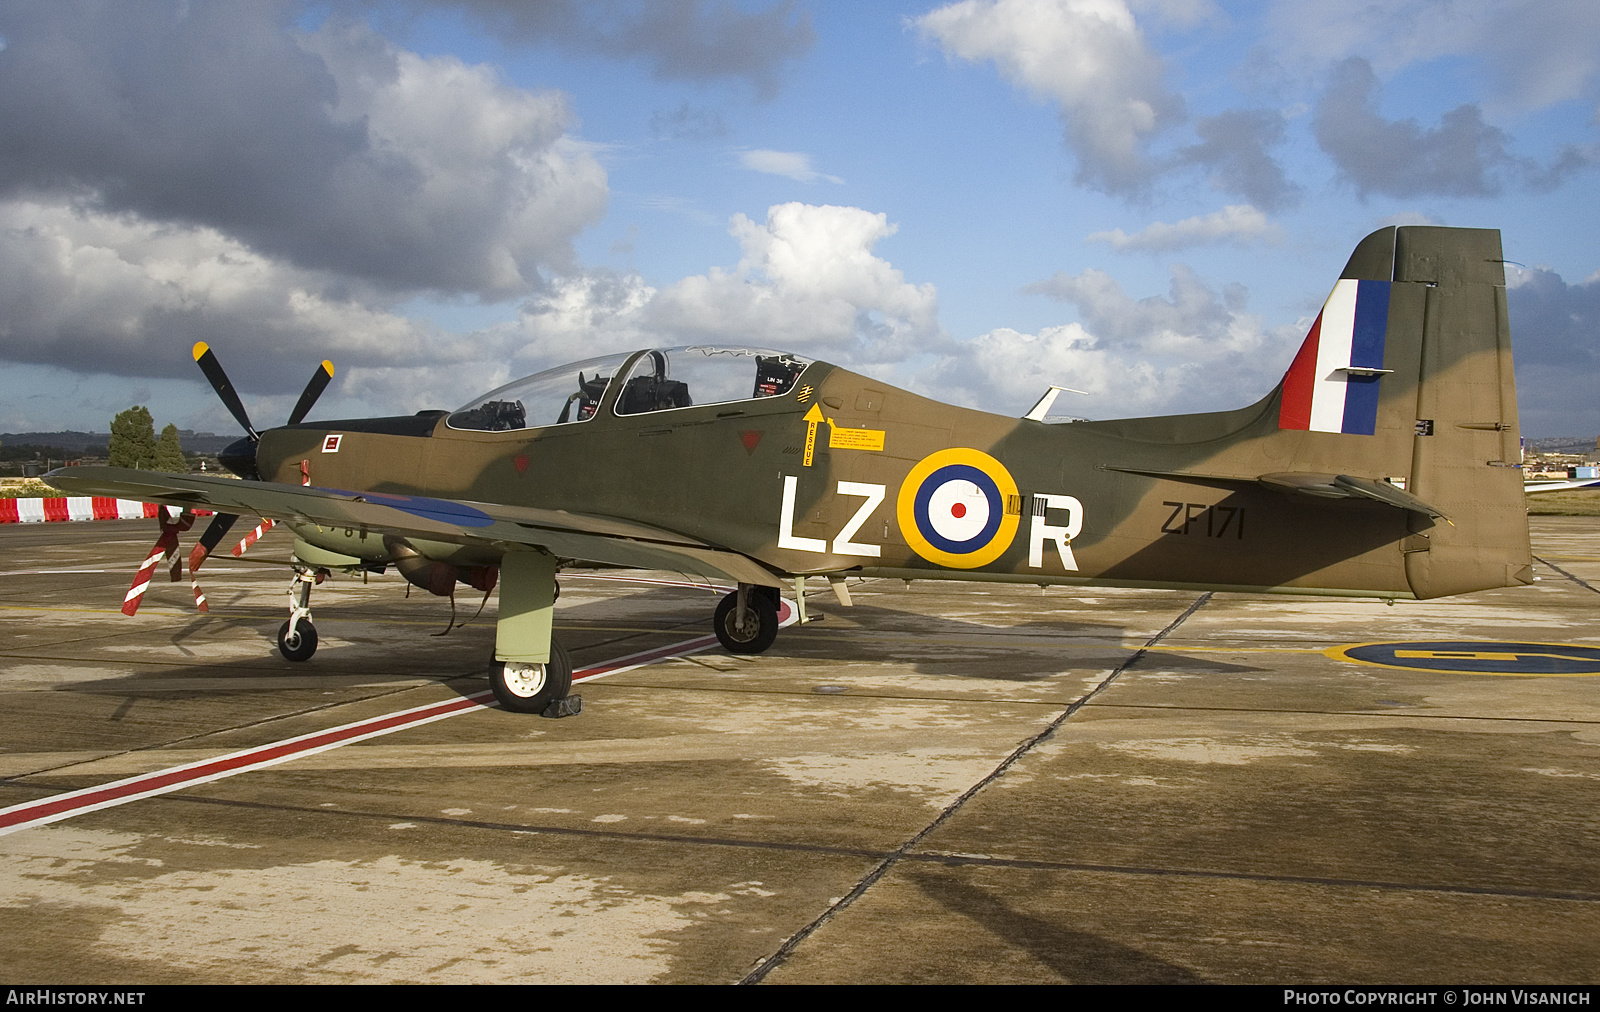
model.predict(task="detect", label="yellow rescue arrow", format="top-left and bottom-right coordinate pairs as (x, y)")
top-left (803, 403), bottom-right (825, 466)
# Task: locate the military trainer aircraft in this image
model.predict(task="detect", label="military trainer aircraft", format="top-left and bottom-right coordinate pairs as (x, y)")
top-left (47, 225), bottom-right (1532, 716)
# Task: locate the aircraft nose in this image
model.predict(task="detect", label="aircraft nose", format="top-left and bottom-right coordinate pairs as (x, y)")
top-left (218, 436), bottom-right (260, 480)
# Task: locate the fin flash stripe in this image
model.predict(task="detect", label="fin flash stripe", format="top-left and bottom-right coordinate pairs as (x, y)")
top-left (1279, 279), bottom-right (1391, 435)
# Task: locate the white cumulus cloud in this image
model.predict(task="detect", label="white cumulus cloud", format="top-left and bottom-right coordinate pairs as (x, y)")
top-left (916, 0), bottom-right (1183, 196)
top-left (738, 149), bottom-right (844, 184)
top-left (490, 202), bottom-right (943, 385)
top-left (1087, 205), bottom-right (1282, 252)
top-left (932, 263), bottom-right (1310, 417)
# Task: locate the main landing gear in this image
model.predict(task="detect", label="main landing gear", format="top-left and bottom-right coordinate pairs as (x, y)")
top-left (489, 641), bottom-right (576, 715)
top-left (714, 584), bottom-right (780, 654)
top-left (277, 565), bottom-right (322, 661)
top-left (490, 551), bottom-right (582, 718)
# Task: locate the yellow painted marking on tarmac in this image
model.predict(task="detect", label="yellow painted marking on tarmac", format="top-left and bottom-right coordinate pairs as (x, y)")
top-left (802, 403), bottom-right (824, 466)
top-left (1394, 649), bottom-right (1522, 661)
top-left (1141, 645), bottom-right (1326, 653)
top-left (1329, 641), bottom-right (1600, 676)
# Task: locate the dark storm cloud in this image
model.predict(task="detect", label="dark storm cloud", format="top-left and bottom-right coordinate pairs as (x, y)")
top-left (0, 1), bottom-right (606, 299)
top-left (0, 200), bottom-right (454, 393)
top-left (1312, 57), bottom-right (1590, 200)
top-left (442, 0), bottom-right (814, 99)
top-left (1176, 108), bottom-right (1300, 211)
top-left (1505, 268), bottom-right (1600, 437)
top-left (1507, 268), bottom-right (1600, 369)
top-left (0, 3), bottom-right (355, 222)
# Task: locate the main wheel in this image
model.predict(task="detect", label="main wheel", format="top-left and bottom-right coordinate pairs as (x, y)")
top-left (277, 619), bottom-right (318, 662)
top-left (489, 640), bottom-right (573, 714)
top-left (713, 589), bottom-right (779, 654)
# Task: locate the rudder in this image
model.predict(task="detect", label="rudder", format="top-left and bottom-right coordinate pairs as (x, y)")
top-left (1303, 226), bottom-right (1530, 598)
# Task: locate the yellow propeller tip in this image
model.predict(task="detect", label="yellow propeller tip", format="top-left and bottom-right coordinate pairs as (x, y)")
top-left (323, 360), bottom-right (335, 376)
top-left (192, 341), bottom-right (210, 360)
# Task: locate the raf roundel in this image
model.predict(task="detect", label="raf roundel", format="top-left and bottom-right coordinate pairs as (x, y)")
top-left (897, 448), bottom-right (1021, 569)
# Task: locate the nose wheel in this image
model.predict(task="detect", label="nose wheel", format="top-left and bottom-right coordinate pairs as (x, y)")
top-left (277, 565), bottom-right (321, 662)
top-left (277, 618), bottom-right (318, 662)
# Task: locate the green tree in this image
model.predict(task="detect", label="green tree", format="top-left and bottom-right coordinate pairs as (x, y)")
top-left (108, 406), bottom-right (156, 469)
top-left (154, 423), bottom-right (186, 472)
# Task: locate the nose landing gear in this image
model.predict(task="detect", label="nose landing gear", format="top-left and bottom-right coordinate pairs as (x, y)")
top-left (277, 565), bottom-right (323, 662)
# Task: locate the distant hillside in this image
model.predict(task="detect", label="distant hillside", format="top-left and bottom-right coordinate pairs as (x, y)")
top-left (1, 430), bottom-right (238, 454)
top-left (1526, 436), bottom-right (1599, 456)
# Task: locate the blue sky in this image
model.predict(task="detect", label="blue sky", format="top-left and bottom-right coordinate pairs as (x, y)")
top-left (1, 0), bottom-right (1597, 437)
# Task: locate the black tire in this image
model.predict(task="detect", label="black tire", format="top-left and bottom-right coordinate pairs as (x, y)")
top-left (277, 619), bottom-right (318, 662)
top-left (489, 640), bottom-right (573, 714)
top-left (714, 589), bottom-right (779, 654)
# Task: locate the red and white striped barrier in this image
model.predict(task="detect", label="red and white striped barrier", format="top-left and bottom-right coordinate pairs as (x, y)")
top-left (0, 498), bottom-right (212, 523)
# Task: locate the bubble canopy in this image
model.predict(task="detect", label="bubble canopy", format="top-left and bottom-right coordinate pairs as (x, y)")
top-left (447, 346), bottom-right (814, 432)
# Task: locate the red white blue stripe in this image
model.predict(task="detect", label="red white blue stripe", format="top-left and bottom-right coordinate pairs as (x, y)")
top-left (1279, 279), bottom-right (1392, 435)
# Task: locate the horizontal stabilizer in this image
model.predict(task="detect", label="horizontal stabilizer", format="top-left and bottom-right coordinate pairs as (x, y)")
top-left (1101, 465), bottom-right (1448, 521)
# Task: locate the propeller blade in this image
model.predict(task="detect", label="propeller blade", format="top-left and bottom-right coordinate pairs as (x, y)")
top-left (192, 341), bottom-right (258, 440)
top-left (286, 359), bottom-right (335, 425)
top-left (232, 517), bottom-right (276, 557)
top-left (189, 512), bottom-right (239, 575)
top-left (124, 532), bottom-right (176, 616)
top-left (123, 509), bottom-right (192, 616)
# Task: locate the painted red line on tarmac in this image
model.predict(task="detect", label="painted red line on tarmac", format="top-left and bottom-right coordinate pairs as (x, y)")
top-left (0, 595), bottom-right (795, 836)
top-left (573, 635), bottom-right (720, 680)
top-left (0, 692), bottom-right (494, 836)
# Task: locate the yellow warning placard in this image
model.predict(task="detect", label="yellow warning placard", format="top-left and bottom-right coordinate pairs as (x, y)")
top-left (828, 426), bottom-right (886, 451)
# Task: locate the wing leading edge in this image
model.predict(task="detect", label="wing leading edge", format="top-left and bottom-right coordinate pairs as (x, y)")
top-left (45, 465), bottom-right (782, 589)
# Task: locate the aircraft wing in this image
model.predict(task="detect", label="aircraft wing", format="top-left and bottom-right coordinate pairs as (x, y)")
top-left (44, 465), bottom-right (782, 588)
top-left (1524, 479), bottom-right (1600, 493)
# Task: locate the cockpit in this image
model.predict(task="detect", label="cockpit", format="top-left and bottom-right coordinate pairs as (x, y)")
top-left (447, 346), bottom-right (813, 432)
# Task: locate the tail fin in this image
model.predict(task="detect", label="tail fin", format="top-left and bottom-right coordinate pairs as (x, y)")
top-left (1281, 225), bottom-right (1529, 597)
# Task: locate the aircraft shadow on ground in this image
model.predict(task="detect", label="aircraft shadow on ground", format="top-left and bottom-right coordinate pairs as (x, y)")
top-left (907, 869), bottom-right (1207, 984)
top-left (761, 596), bottom-right (1267, 683)
top-left (50, 582), bottom-right (1264, 698)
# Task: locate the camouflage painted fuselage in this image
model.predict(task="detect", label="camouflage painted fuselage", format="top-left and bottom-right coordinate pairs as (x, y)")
top-left (264, 225), bottom-right (1530, 603)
